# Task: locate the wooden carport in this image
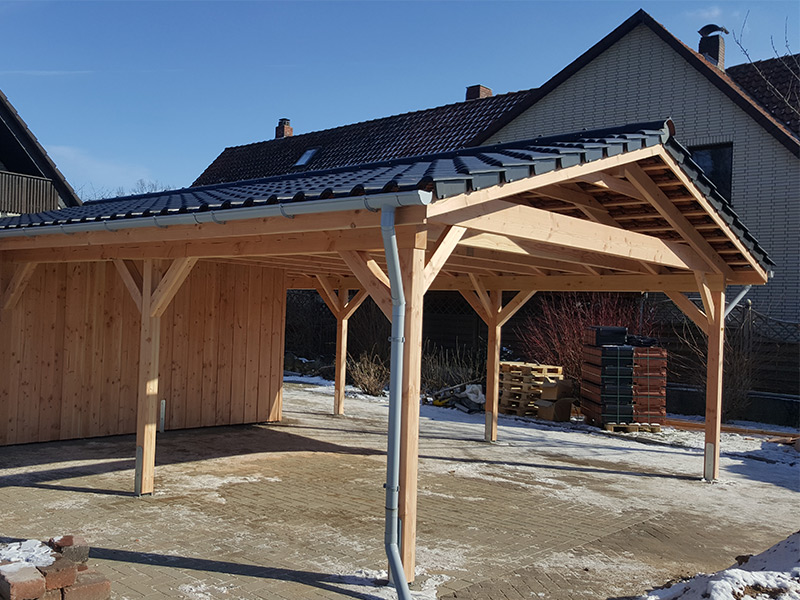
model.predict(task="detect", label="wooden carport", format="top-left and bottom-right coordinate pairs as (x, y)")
top-left (0, 120), bottom-right (771, 583)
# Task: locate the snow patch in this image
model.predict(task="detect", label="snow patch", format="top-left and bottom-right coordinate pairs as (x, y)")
top-left (0, 539), bottom-right (55, 567)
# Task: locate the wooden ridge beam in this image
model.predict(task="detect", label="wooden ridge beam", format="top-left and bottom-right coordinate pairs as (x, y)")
top-left (624, 163), bottom-right (732, 277)
top-left (1, 262), bottom-right (38, 312)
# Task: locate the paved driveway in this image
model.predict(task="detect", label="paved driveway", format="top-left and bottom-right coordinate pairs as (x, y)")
top-left (1, 383), bottom-right (797, 599)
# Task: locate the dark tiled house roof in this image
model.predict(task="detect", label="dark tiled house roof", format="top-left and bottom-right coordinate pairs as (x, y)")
top-left (727, 54), bottom-right (800, 137)
top-left (0, 120), bottom-right (772, 272)
top-left (477, 10), bottom-right (800, 158)
top-left (192, 89), bottom-right (535, 186)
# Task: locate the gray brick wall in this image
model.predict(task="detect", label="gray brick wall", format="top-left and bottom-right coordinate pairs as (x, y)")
top-left (488, 24), bottom-right (799, 321)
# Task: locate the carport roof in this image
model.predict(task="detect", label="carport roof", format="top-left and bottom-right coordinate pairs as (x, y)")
top-left (0, 120), bottom-right (772, 273)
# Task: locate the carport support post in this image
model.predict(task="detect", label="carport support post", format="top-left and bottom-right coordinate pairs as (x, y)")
top-left (398, 237), bottom-right (426, 583)
top-left (135, 260), bottom-right (160, 496)
top-left (704, 289), bottom-right (725, 481)
top-left (334, 317), bottom-right (348, 415)
top-left (485, 293), bottom-right (502, 442)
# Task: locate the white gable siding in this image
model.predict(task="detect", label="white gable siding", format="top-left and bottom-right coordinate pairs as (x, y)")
top-left (489, 25), bottom-right (799, 321)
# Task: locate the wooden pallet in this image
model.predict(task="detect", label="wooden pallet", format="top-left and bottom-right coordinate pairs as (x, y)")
top-left (500, 362), bottom-right (563, 377)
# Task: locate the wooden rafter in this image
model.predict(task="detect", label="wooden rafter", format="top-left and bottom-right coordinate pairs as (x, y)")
top-left (1, 262), bottom-right (37, 312)
top-left (423, 226), bottom-right (465, 291)
top-left (665, 291), bottom-right (709, 335)
top-left (624, 163), bottom-right (732, 277)
top-left (577, 172), bottom-right (647, 201)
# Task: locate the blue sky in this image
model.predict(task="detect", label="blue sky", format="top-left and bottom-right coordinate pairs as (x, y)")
top-left (1, 0), bottom-right (797, 198)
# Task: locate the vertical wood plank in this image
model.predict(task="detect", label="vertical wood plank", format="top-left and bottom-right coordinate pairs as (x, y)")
top-left (229, 264), bottom-right (248, 424)
top-left (99, 263), bottom-right (120, 436)
top-left (0, 262), bottom-right (9, 445)
top-left (704, 289), bottom-right (725, 481)
top-left (257, 266), bottom-right (275, 422)
top-left (87, 263), bottom-right (106, 437)
top-left (118, 270), bottom-right (139, 435)
top-left (215, 263), bottom-right (235, 426)
top-left (37, 265), bottom-right (59, 441)
top-left (184, 262), bottom-right (204, 429)
top-left (398, 241), bottom-right (426, 583)
top-left (200, 262), bottom-right (219, 427)
top-left (267, 268), bottom-right (286, 422)
top-left (158, 275), bottom-right (173, 431)
top-left (243, 266), bottom-right (262, 423)
top-left (169, 262), bottom-right (191, 431)
top-left (60, 263), bottom-right (85, 440)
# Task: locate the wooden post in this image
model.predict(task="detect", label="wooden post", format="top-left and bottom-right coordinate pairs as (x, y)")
top-left (135, 260), bottom-right (160, 496)
top-left (398, 237), bottom-right (426, 583)
top-left (704, 289), bottom-right (725, 480)
top-left (485, 292), bottom-right (502, 442)
top-left (334, 316), bottom-right (348, 415)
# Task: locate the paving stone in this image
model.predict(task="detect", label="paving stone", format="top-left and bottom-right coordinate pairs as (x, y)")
top-left (38, 556), bottom-right (77, 590)
top-left (0, 563), bottom-right (46, 600)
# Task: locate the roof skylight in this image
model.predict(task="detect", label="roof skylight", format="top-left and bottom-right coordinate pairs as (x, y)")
top-left (293, 148), bottom-right (318, 167)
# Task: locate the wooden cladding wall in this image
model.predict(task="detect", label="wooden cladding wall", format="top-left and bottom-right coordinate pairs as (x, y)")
top-left (0, 260), bottom-right (286, 446)
top-left (0, 171), bottom-right (60, 214)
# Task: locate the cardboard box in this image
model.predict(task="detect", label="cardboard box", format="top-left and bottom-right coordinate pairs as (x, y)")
top-left (535, 396), bottom-right (573, 422)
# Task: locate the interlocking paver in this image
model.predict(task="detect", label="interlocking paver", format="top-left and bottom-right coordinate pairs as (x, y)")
top-left (0, 384), bottom-right (796, 599)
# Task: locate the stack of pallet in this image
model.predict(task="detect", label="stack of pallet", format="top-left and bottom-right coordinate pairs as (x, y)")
top-left (580, 327), bottom-right (667, 431)
top-left (498, 361), bottom-right (563, 416)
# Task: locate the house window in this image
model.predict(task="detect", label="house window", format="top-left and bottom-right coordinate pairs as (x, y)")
top-left (689, 143), bottom-right (733, 202)
top-left (293, 148), bottom-right (318, 167)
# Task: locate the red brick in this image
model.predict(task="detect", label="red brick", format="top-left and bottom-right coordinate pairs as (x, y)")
top-left (47, 537), bottom-right (89, 565)
top-left (61, 570), bottom-right (110, 600)
top-left (0, 563), bottom-right (47, 600)
top-left (37, 557), bottom-right (77, 590)
top-left (42, 589), bottom-right (62, 600)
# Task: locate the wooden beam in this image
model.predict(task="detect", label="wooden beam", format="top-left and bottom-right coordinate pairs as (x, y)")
top-left (431, 273), bottom-right (712, 293)
top-left (535, 184), bottom-right (620, 226)
top-left (497, 290), bottom-right (536, 328)
top-left (468, 274), bottom-right (493, 319)
top-left (314, 275), bottom-right (343, 316)
top-left (695, 272), bottom-right (718, 323)
top-left (341, 288), bottom-right (368, 321)
top-left (398, 243), bottom-right (426, 583)
top-left (0, 204), bottom-right (428, 252)
top-left (431, 198), bottom-right (707, 272)
top-left (624, 163), bottom-right (732, 277)
top-left (485, 292), bottom-right (502, 442)
top-left (1, 262), bottom-right (37, 312)
top-left (113, 259), bottom-right (143, 313)
top-left (423, 225), bottom-right (465, 291)
top-left (134, 259), bottom-right (160, 496)
top-left (704, 289), bottom-right (725, 481)
top-left (577, 172), bottom-right (647, 201)
top-left (664, 292), bottom-right (709, 335)
top-left (150, 258), bottom-right (198, 317)
top-left (339, 250), bottom-right (393, 320)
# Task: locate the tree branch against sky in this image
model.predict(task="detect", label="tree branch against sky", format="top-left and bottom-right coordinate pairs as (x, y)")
top-left (1, 0), bottom-right (797, 196)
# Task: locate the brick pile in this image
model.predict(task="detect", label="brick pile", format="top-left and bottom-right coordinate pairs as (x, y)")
top-left (0, 536), bottom-right (110, 600)
top-left (580, 326), bottom-right (668, 428)
top-left (498, 361), bottom-right (564, 416)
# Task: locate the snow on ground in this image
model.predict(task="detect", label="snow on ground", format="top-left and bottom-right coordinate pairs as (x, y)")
top-left (283, 374), bottom-right (800, 598)
top-left (640, 531), bottom-right (800, 600)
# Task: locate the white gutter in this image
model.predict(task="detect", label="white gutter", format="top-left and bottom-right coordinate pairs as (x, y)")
top-left (0, 190), bottom-right (433, 239)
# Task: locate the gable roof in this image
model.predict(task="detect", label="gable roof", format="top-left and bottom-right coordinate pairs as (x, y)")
top-left (0, 89), bottom-right (81, 207)
top-left (0, 120), bottom-right (772, 275)
top-left (192, 89), bottom-right (535, 186)
top-left (474, 10), bottom-right (800, 157)
top-left (727, 54), bottom-right (800, 137)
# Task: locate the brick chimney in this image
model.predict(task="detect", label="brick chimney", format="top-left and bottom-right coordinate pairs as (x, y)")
top-left (275, 118), bottom-right (293, 139)
top-left (466, 85), bottom-right (492, 101)
top-left (698, 24), bottom-right (728, 69)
